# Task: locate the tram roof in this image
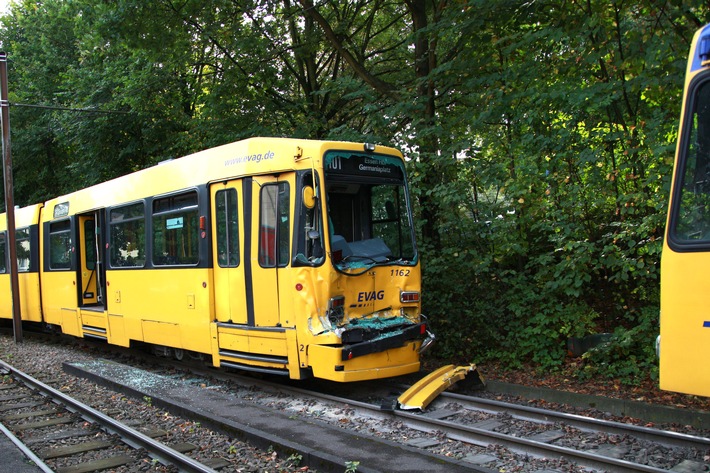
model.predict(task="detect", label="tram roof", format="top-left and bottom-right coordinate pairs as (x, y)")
top-left (36, 137), bottom-right (401, 218)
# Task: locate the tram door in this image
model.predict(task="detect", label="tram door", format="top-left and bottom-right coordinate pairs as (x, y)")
top-left (212, 181), bottom-right (248, 324)
top-left (210, 173), bottom-right (292, 327)
top-left (78, 213), bottom-right (106, 308)
top-left (250, 175), bottom-right (291, 327)
top-left (211, 175), bottom-right (291, 327)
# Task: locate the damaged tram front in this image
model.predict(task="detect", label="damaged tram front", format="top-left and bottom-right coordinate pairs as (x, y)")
top-left (294, 144), bottom-right (433, 382)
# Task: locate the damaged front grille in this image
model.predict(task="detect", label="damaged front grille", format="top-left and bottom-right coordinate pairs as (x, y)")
top-left (340, 316), bottom-right (414, 343)
top-left (340, 317), bottom-right (426, 361)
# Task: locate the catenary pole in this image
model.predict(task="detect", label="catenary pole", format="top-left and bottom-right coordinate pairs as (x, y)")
top-left (0, 51), bottom-right (22, 343)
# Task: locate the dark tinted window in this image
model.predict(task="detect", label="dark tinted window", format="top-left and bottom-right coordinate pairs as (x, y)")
top-left (49, 221), bottom-right (71, 270)
top-left (216, 189), bottom-right (239, 267)
top-left (110, 203), bottom-right (146, 267)
top-left (152, 192), bottom-right (199, 266)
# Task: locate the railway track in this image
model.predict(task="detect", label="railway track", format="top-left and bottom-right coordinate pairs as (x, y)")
top-left (3, 332), bottom-right (709, 472)
top-left (227, 374), bottom-right (710, 473)
top-left (0, 359), bottom-right (222, 473)
top-left (65, 351), bottom-right (709, 473)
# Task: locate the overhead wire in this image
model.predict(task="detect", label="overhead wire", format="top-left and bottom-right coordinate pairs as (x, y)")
top-left (9, 102), bottom-right (131, 114)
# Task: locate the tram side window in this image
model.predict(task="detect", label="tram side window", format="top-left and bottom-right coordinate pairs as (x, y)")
top-left (259, 183), bottom-right (290, 267)
top-left (0, 232), bottom-right (6, 273)
top-left (15, 228), bottom-right (32, 272)
top-left (673, 80), bottom-right (710, 244)
top-left (110, 203), bottom-right (146, 268)
top-left (215, 189), bottom-right (239, 267)
top-left (152, 192), bottom-right (199, 266)
top-left (48, 221), bottom-right (71, 270)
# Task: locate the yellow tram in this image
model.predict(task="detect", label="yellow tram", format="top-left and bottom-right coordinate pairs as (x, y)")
top-left (661, 24), bottom-right (710, 397)
top-left (0, 138), bottom-right (432, 382)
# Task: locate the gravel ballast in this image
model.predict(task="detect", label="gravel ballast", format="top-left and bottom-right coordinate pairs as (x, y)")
top-left (0, 335), bottom-right (307, 473)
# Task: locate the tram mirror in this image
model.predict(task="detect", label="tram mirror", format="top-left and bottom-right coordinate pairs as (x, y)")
top-left (303, 186), bottom-right (316, 209)
top-left (307, 230), bottom-right (320, 240)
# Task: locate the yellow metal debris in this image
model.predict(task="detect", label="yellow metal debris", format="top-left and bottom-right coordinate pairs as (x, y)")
top-left (397, 363), bottom-right (482, 410)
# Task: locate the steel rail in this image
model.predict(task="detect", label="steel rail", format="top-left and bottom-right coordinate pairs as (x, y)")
top-left (393, 408), bottom-right (672, 473)
top-left (0, 359), bottom-right (217, 473)
top-left (436, 390), bottom-right (710, 450)
top-left (0, 420), bottom-right (54, 473)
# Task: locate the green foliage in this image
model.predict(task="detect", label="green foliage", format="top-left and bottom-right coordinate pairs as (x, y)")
top-left (286, 453), bottom-right (303, 466)
top-left (414, 0), bottom-right (701, 383)
top-left (576, 308), bottom-right (660, 385)
top-left (344, 460), bottom-right (360, 473)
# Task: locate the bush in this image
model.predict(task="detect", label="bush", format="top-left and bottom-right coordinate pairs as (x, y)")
top-left (574, 307), bottom-right (659, 385)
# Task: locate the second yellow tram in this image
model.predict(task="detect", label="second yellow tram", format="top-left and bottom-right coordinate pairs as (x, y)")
top-left (661, 25), bottom-right (710, 397)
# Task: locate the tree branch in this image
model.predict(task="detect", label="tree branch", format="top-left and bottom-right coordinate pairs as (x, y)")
top-left (296, 0), bottom-right (400, 101)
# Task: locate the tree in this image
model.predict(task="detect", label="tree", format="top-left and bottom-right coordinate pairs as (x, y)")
top-left (297, 0), bottom-right (457, 249)
top-left (427, 0), bottom-right (707, 372)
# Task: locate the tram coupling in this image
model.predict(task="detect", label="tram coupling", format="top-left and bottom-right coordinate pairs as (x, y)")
top-left (418, 330), bottom-right (436, 354)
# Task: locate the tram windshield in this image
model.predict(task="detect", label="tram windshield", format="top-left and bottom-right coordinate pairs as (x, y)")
top-left (671, 78), bottom-right (710, 247)
top-left (324, 150), bottom-right (417, 271)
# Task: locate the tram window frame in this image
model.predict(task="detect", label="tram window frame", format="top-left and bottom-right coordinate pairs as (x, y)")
top-left (48, 220), bottom-right (72, 270)
top-left (215, 188), bottom-right (240, 268)
top-left (293, 171), bottom-right (324, 267)
top-left (323, 150), bottom-right (418, 267)
top-left (109, 202), bottom-right (146, 268)
top-left (152, 191), bottom-right (200, 267)
top-left (0, 232), bottom-right (6, 273)
top-left (669, 75), bottom-right (710, 251)
top-left (259, 182), bottom-right (290, 268)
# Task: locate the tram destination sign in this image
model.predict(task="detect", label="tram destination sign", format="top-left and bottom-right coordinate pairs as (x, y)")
top-left (325, 153), bottom-right (404, 180)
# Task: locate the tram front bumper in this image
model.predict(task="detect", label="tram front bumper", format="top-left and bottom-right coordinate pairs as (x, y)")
top-left (308, 340), bottom-right (422, 382)
top-left (340, 322), bottom-right (427, 361)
